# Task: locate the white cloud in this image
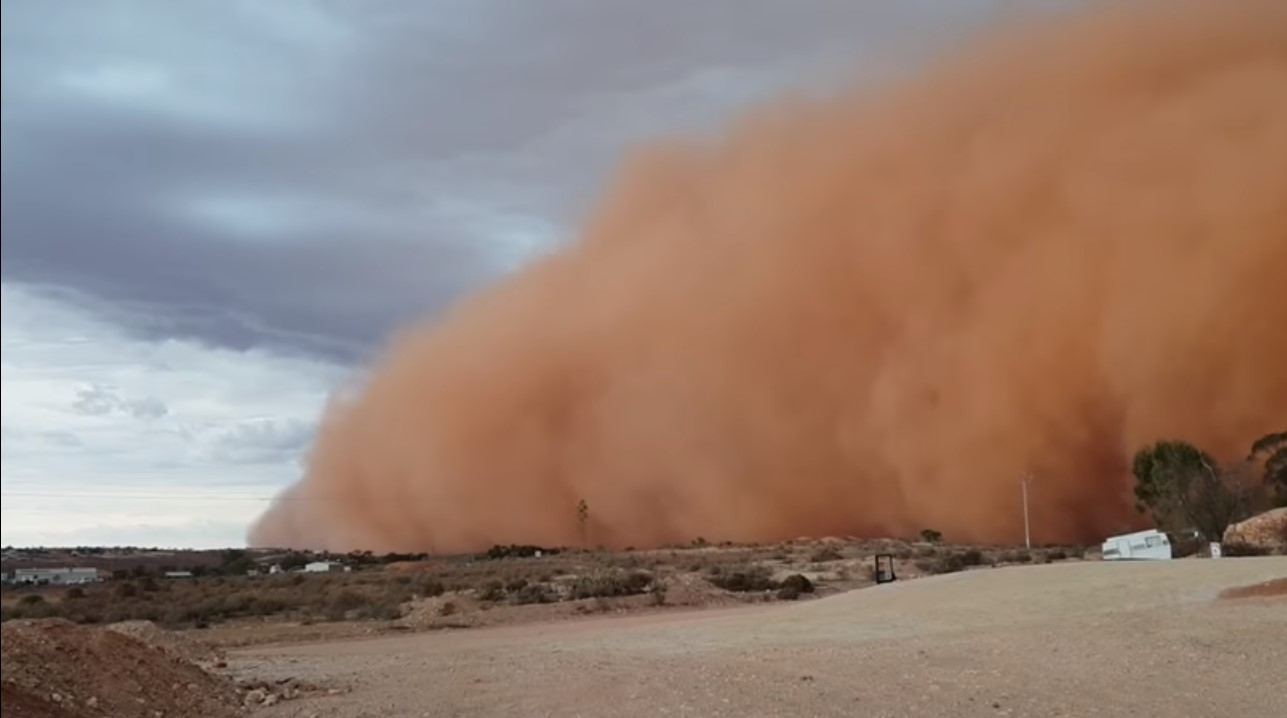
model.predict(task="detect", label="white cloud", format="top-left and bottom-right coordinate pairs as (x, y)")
top-left (71, 383), bottom-right (169, 419)
top-left (59, 62), bottom-right (171, 100)
top-left (0, 283), bottom-right (345, 548)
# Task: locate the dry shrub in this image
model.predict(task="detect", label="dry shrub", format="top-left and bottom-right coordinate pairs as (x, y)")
top-left (504, 578), bottom-right (529, 592)
top-left (478, 580), bottom-right (506, 602)
top-left (708, 565), bottom-right (777, 593)
top-left (570, 570), bottom-right (654, 600)
top-left (960, 549), bottom-right (989, 567)
top-left (420, 577), bottom-right (446, 597)
top-left (810, 548), bottom-right (844, 562)
top-left (775, 574), bottom-right (815, 600)
top-left (512, 583), bottom-right (552, 605)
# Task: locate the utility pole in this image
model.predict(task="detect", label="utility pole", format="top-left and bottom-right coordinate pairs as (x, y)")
top-left (1020, 474), bottom-right (1033, 549)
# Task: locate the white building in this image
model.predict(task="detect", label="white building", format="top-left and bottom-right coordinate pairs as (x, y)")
top-left (12, 567), bottom-right (100, 585)
top-left (1101, 529), bottom-right (1172, 561)
top-left (302, 561), bottom-right (348, 573)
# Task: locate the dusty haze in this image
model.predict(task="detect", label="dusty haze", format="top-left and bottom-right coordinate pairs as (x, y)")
top-left (250, 1), bottom-right (1287, 553)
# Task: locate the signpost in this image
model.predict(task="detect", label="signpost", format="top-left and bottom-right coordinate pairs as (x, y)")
top-left (874, 553), bottom-right (897, 584)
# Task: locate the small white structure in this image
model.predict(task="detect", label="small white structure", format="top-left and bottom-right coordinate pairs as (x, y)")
top-left (12, 567), bottom-right (100, 585)
top-left (302, 561), bottom-right (347, 573)
top-left (1101, 529), bottom-right (1172, 561)
top-left (163, 570), bottom-right (194, 579)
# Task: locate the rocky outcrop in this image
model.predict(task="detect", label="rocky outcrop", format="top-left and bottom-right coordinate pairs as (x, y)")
top-left (1223, 508), bottom-right (1287, 553)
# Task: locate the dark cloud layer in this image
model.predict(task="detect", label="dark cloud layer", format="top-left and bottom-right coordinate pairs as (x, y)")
top-left (205, 419), bottom-right (315, 465)
top-left (1, 0), bottom-right (1030, 362)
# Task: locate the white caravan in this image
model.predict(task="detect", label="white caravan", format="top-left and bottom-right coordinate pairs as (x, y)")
top-left (1101, 529), bottom-right (1172, 560)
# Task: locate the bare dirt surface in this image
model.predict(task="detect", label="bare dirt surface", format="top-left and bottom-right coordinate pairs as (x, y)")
top-left (226, 557), bottom-right (1287, 718)
top-left (1, 681), bottom-right (81, 718)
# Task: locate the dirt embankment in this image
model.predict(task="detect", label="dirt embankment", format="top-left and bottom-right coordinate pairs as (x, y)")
top-left (0, 619), bottom-right (240, 718)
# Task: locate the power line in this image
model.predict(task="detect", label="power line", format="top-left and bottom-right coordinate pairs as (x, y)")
top-left (1020, 474), bottom-right (1034, 550)
top-left (0, 490), bottom-right (369, 502)
top-left (1, 491), bottom-right (275, 501)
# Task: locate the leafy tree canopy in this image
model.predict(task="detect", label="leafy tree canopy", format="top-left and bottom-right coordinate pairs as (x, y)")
top-left (1131, 439), bottom-right (1251, 540)
top-left (1249, 431), bottom-right (1287, 505)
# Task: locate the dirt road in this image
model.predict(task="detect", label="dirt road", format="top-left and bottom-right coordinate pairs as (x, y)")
top-left (231, 558), bottom-right (1287, 718)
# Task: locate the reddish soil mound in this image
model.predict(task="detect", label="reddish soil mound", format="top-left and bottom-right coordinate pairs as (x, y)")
top-left (1218, 577), bottom-right (1287, 600)
top-left (0, 620), bottom-right (239, 718)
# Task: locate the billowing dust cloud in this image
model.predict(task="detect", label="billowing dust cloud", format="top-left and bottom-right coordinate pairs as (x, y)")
top-left (250, 1), bottom-right (1287, 553)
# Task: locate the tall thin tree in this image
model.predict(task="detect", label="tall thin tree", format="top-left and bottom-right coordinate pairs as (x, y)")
top-left (575, 499), bottom-right (590, 547)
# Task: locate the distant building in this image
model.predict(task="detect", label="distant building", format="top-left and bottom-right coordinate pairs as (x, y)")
top-left (12, 567), bottom-right (100, 585)
top-left (163, 570), bottom-right (194, 579)
top-left (302, 561), bottom-right (348, 573)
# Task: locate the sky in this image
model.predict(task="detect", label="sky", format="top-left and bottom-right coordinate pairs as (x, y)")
top-left (1, 0), bottom-right (1069, 549)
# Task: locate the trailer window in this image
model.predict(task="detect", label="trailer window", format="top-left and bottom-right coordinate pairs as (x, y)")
top-left (1145, 536), bottom-right (1161, 548)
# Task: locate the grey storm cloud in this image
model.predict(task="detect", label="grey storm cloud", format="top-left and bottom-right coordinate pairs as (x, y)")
top-left (204, 418), bottom-right (315, 465)
top-left (1, 0), bottom-right (1031, 363)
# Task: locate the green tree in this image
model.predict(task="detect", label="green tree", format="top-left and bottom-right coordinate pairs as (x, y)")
top-left (919, 528), bottom-right (943, 544)
top-left (1131, 439), bottom-right (1255, 540)
top-left (1248, 431), bottom-right (1287, 505)
top-left (278, 551), bottom-right (310, 571)
top-left (219, 549), bottom-right (257, 576)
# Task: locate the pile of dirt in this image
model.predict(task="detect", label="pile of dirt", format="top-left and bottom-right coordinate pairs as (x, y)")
top-left (1, 619), bottom-right (240, 718)
top-left (106, 620), bottom-right (226, 667)
top-left (1223, 508), bottom-right (1287, 553)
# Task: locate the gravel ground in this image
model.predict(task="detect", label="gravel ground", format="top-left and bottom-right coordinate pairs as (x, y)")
top-left (231, 557), bottom-right (1287, 718)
